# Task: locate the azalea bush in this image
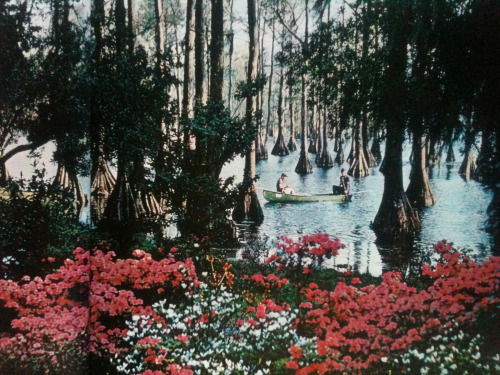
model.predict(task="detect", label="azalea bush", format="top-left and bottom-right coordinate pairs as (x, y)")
top-left (0, 246), bottom-right (198, 374)
top-left (283, 241), bottom-right (500, 373)
top-left (118, 286), bottom-right (310, 375)
top-left (0, 234), bottom-right (499, 375)
top-left (381, 321), bottom-right (500, 374)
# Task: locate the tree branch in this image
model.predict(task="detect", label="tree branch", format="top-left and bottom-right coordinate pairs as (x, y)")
top-left (274, 8), bottom-right (304, 46)
top-left (0, 139), bottom-right (51, 165)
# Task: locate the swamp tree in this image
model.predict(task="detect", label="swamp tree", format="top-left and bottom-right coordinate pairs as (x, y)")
top-left (372, 0), bottom-right (420, 242)
top-left (233, 0), bottom-right (264, 224)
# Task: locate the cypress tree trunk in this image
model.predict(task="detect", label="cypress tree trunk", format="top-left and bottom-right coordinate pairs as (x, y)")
top-left (53, 161), bottom-right (88, 218)
top-left (104, 0), bottom-right (162, 242)
top-left (195, 0), bottom-right (205, 105)
top-left (266, 18), bottom-right (276, 139)
top-left (271, 68), bottom-right (289, 156)
top-left (406, 133), bottom-right (436, 207)
top-left (127, 0), bottom-right (135, 52)
top-left (91, 0), bottom-right (114, 222)
top-left (182, 0), bottom-right (195, 149)
top-left (153, 0), bottom-right (165, 76)
top-left (152, 0), bottom-right (167, 200)
top-left (226, 0), bottom-right (234, 111)
top-left (317, 106), bottom-right (333, 168)
top-left (287, 83), bottom-right (297, 151)
top-left (102, 159), bottom-right (146, 256)
top-left (308, 102), bottom-right (318, 154)
top-left (233, 0), bottom-right (264, 224)
top-left (427, 131), bottom-right (440, 168)
top-left (348, 115), bottom-right (370, 177)
top-left (315, 108), bottom-right (322, 163)
top-left (209, 0), bottom-right (224, 103)
top-left (370, 130), bottom-right (382, 164)
top-left (295, 71), bottom-right (313, 174)
top-left (105, 1), bottom-right (141, 227)
top-left (458, 127), bottom-right (477, 178)
top-left (295, 0), bottom-right (312, 174)
top-left (486, 130), bottom-right (500, 252)
top-left (334, 135), bottom-right (345, 165)
top-left (473, 129), bottom-right (494, 183)
top-left (346, 128), bottom-right (354, 166)
top-left (446, 141), bottom-right (455, 162)
top-left (90, 156), bottom-right (116, 224)
top-left (90, 0), bottom-right (105, 180)
top-left (360, 4), bottom-right (376, 168)
top-left (334, 123), bottom-right (339, 152)
top-left (334, 113), bottom-right (346, 165)
top-left (104, 163), bottom-right (145, 222)
top-left (372, 1), bottom-right (420, 243)
top-left (256, 5), bottom-right (267, 161)
top-left (51, 1), bottom-right (88, 218)
top-left (445, 128), bottom-right (455, 163)
top-left (373, 126), bottom-right (421, 242)
top-left (362, 110), bottom-right (377, 167)
top-left (173, 27), bottom-right (182, 121)
top-left (259, 28), bottom-right (268, 161)
top-left (204, 2), bottom-right (210, 94)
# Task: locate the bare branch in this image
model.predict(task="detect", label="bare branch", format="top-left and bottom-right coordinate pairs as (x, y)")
top-left (274, 7), bottom-right (304, 45)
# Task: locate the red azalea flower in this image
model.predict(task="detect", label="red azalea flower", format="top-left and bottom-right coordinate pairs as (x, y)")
top-left (290, 344), bottom-right (303, 359)
top-left (176, 335), bottom-right (190, 344)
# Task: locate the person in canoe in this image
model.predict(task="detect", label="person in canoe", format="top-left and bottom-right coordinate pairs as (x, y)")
top-left (277, 173), bottom-right (294, 194)
top-left (339, 168), bottom-right (350, 197)
top-left (332, 168), bottom-right (350, 197)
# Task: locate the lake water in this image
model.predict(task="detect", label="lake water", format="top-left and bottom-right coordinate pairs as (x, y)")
top-left (223, 138), bottom-right (494, 276)
top-left (7, 138), bottom-right (494, 276)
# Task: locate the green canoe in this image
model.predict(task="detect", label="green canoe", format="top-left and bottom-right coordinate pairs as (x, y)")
top-left (262, 189), bottom-right (350, 203)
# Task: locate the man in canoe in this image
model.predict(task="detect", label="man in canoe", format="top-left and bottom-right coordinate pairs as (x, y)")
top-left (277, 173), bottom-right (294, 194)
top-left (339, 168), bottom-right (350, 197)
top-left (332, 168), bottom-right (350, 197)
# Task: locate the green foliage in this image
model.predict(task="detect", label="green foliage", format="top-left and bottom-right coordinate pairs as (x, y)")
top-left (163, 103), bottom-right (255, 245)
top-left (234, 73), bottom-right (268, 101)
top-left (0, 170), bottom-right (88, 280)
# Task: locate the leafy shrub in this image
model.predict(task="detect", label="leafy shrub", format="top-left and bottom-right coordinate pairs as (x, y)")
top-left (0, 172), bottom-right (87, 279)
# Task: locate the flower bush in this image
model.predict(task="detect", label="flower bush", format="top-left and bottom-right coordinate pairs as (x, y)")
top-left (119, 285), bottom-right (311, 374)
top-left (382, 321), bottom-right (500, 374)
top-left (0, 247), bottom-right (198, 374)
top-left (266, 234), bottom-right (346, 275)
top-left (0, 235), bottom-right (499, 375)
top-left (284, 241), bottom-right (500, 373)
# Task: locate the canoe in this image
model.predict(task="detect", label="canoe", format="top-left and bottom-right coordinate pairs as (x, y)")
top-left (262, 189), bottom-right (350, 203)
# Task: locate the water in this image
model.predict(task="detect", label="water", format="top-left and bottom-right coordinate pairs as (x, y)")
top-left (222, 138), bottom-right (494, 276)
top-left (7, 139), bottom-right (493, 277)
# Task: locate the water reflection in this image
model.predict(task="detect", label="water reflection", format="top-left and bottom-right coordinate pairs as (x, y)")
top-left (223, 138), bottom-right (494, 276)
